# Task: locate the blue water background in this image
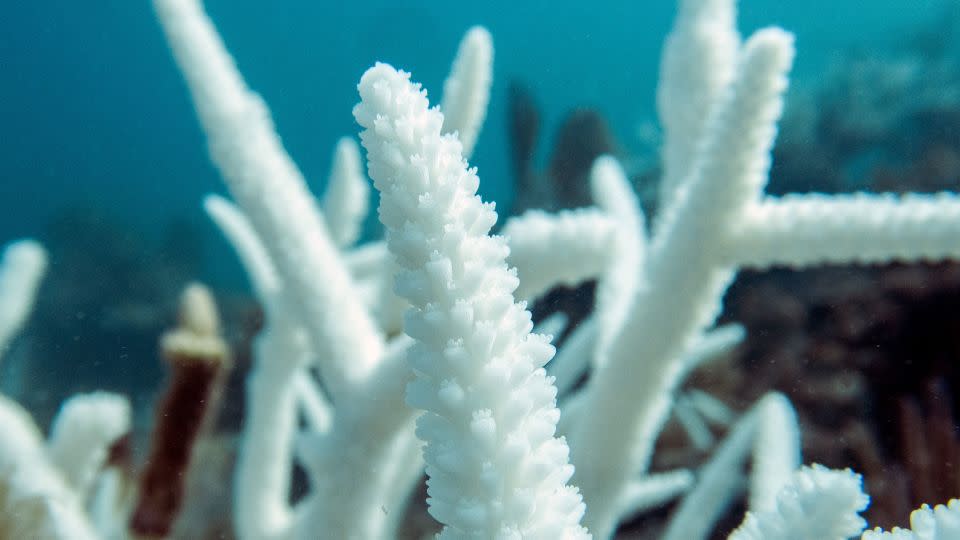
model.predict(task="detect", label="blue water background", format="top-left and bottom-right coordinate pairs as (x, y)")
top-left (0, 0), bottom-right (954, 290)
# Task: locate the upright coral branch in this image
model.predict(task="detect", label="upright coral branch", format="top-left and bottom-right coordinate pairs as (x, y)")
top-left (0, 239), bottom-right (47, 360)
top-left (440, 26), bottom-right (494, 160)
top-left (47, 392), bottom-right (131, 503)
top-left (588, 156), bottom-right (646, 370)
top-left (656, 0), bottom-right (740, 210)
top-left (569, 27), bottom-right (796, 539)
top-left (153, 0), bottom-right (383, 399)
top-left (0, 396), bottom-right (97, 540)
top-left (130, 283), bottom-right (230, 538)
top-left (321, 137), bottom-right (370, 249)
top-left (355, 62), bottom-right (589, 539)
top-left (204, 195), bottom-right (315, 540)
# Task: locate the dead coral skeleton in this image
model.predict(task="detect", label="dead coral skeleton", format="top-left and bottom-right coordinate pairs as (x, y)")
top-left (3, 0), bottom-right (960, 538)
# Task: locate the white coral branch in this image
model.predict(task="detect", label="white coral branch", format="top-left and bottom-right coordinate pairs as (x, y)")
top-left (440, 26), bottom-right (494, 160)
top-left (0, 239), bottom-right (47, 361)
top-left (723, 193), bottom-right (960, 268)
top-left (46, 392), bottom-right (131, 502)
top-left (570, 28), bottom-right (796, 539)
top-left (862, 499), bottom-right (960, 540)
top-left (321, 137), bottom-right (370, 248)
top-left (0, 396), bottom-right (97, 540)
top-left (617, 469), bottom-right (695, 522)
top-left (728, 464), bottom-right (869, 540)
top-left (656, 0), bottom-right (740, 208)
top-left (356, 62), bottom-right (589, 539)
top-left (503, 208), bottom-right (615, 302)
top-left (153, 0), bottom-right (383, 398)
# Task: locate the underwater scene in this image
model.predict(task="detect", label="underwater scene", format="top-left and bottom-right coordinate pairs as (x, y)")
top-left (3, 0), bottom-right (960, 538)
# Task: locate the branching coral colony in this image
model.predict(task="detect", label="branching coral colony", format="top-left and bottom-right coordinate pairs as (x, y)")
top-left (3, 0), bottom-right (960, 538)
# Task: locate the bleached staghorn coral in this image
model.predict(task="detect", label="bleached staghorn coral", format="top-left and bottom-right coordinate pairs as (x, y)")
top-left (661, 392), bottom-right (800, 540)
top-left (153, 1), bottom-right (589, 539)
top-left (47, 392), bottom-right (131, 503)
top-left (348, 46), bottom-right (807, 540)
top-left (151, 0), bottom-right (960, 538)
top-left (0, 240), bottom-right (47, 360)
top-left (726, 463), bottom-right (960, 539)
top-left (0, 395), bottom-right (99, 540)
top-left (440, 26), bottom-right (493, 160)
top-left (205, 159), bottom-right (611, 539)
top-left (862, 500), bottom-right (960, 539)
top-left (566, 25), bottom-right (797, 534)
top-left (728, 465), bottom-right (871, 540)
top-left (203, 194), bottom-right (326, 540)
top-left (340, 0), bottom-right (960, 536)
top-left (1, 394), bottom-right (129, 539)
top-left (556, 0), bottom-right (960, 536)
top-left (321, 137), bottom-right (370, 249)
top-left (502, 208), bottom-right (615, 302)
top-left (355, 62), bottom-right (589, 539)
top-left (0, 239), bottom-right (131, 539)
top-left (656, 0), bottom-right (739, 210)
top-left (154, 0), bottom-right (384, 401)
top-left (0, 393), bottom-right (130, 540)
top-left (154, 0), bottom-right (417, 536)
top-left (156, 1), bottom-right (617, 537)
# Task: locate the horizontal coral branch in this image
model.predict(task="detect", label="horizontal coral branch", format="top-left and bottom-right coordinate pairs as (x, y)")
top-left (722, 192), bottom-right (960, 267)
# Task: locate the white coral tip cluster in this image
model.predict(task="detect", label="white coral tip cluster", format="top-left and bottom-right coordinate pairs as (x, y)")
top-left (862, 499), bottom-right (960, 540)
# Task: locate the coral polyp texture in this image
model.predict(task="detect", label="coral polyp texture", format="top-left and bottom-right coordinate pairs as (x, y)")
top-left (355, 62), bottom-right (589, 539)
top-left (2, 0), bottom-right (960, 538)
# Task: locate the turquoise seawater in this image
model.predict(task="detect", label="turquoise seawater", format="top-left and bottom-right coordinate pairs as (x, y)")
top-left (0, 0), bottom-right (955, 286)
